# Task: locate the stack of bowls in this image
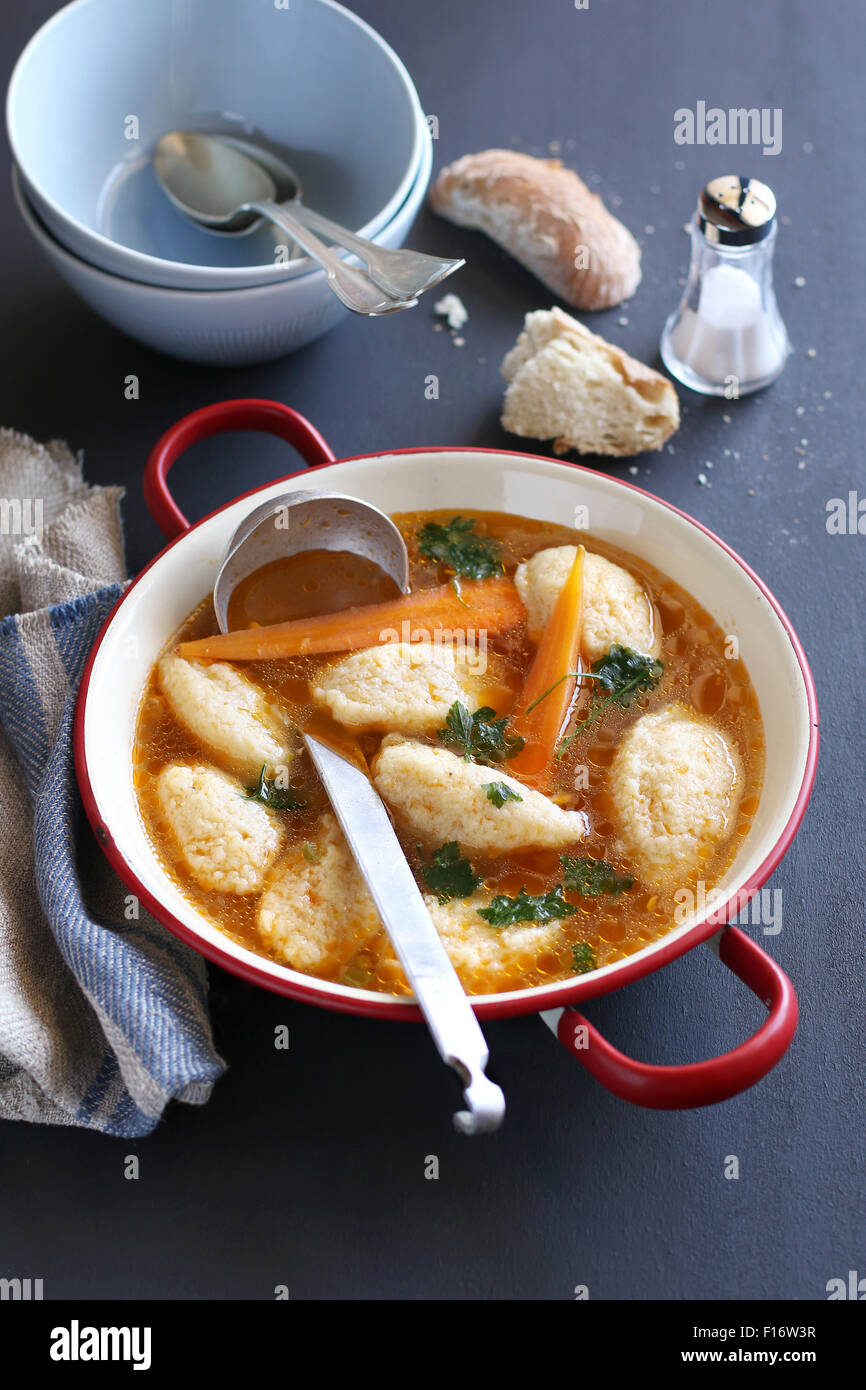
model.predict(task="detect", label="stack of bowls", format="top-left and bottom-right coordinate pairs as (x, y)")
top-left (7, 0), bottom-right (433, 366)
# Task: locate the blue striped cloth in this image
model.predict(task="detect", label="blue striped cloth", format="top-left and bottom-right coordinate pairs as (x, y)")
top-left (0, 433), bottom-right (224, 1136)
top-left (0, 587), bottom-right (225, 1135)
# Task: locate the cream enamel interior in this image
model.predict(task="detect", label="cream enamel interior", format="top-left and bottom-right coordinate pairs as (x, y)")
top-left (82, 450), bottom-right (813, 1013)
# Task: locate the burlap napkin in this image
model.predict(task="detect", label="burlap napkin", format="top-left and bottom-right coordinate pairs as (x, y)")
top-left (0, 429), bottom-right (224, 1135)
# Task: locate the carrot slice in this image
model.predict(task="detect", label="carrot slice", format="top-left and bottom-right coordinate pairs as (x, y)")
top-left (507, 546), bottom-right (585, 782)
top-left (175, 577), bottom-right (525, 661)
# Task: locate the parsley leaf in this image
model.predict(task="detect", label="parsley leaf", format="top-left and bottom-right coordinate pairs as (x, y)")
top-left (560, 855), bottom-right (634, 897)
top-left (483, 781), bottom-right (524, 808)
top-left (417, 516), bottom-right (504, 579)
top-left (244, 765), bottom-right (306, 811)
top-left (419, 841), bottom-right (482, 904)
top-left (571, 942), bottom-right (597, 975)
top-left (478, 885), bottom-right (577, 928)
top-left (557, 644), bottom-right (664, 754)
top-left (438, 701), bottom-right (525, 765)
top-left (592, 644), bottom-right (665, 703)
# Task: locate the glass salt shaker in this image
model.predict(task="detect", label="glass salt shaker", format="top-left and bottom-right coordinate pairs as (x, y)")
top-left (660, 175), bottom-right (789, 396)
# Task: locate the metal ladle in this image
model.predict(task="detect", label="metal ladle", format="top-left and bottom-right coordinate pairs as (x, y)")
top-left (153, 132), bottom-right (418, 315)
top-left (213, 490), bottom-right (506, 1135)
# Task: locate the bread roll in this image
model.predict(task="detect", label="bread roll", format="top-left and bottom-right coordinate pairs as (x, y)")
top-left (430, 149), bottom-right (641, 311)
top-left (501, 307), bottom-right (680, 457)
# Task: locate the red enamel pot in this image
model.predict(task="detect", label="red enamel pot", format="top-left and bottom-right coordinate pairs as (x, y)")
top-left (74, 400), bottom-right (818, 1109)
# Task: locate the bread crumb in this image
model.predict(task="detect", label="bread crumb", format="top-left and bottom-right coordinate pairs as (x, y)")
top-left (794, 276), bottom-right (806, 288)
top-left (434, 293), bottom-right (468, 331)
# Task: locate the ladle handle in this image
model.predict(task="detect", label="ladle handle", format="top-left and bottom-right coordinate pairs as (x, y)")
top-left (144, 398), bottom-right (336, 539)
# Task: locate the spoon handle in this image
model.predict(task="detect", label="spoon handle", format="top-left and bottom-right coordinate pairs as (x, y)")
top-left (250, 200), bottom-right (417, 315)
top-left (303, 735), bottom-right (505, 1135)
top-left (288, 203), bottom-right (465, 300)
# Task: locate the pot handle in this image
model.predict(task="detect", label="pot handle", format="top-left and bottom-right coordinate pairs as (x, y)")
top-left (547, 927), bottom-right (797, 1109)
top-left (143, 398), bottom-right (337, 539)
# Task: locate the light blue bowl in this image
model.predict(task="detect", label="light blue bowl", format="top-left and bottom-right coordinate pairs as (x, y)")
top-left (7, 0), bottom-right (427, 290)
top-left (12, 128), bottom-right (432, 366)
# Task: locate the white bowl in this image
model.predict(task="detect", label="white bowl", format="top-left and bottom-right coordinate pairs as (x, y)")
top-left (12, 132), bottom-right (433, 366)
top-left (76, 440), bottom-right (818, 1022)
top-left (7, 0), bottom-right (428, 290)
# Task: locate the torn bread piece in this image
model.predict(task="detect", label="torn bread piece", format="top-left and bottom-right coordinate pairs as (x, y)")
top-left (431, 149), bottom-right (641, 310)
top-left (501, 307), bottom-right (679, 457)
top-left (514, 545), bottom-right (661, 659)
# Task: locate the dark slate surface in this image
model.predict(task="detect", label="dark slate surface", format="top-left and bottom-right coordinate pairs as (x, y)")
top-left (0, 0), bottom-right (862, 1300)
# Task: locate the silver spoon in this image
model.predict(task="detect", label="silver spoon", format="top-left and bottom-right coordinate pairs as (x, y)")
top-left (153, 131), bottom-right (417, 316)
top-left (211, 489), bottom-right (505, 1134)
top-left (210, 134), bottom-right (465, 301)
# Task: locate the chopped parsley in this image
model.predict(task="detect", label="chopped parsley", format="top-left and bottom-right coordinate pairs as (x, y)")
top-left (478, 885), bottom-right (577, 928)
top-left (557, 644), bottom-right (664, 754)
top-left (560, 855), bottom-right (635, 897)
top-left (571, 942), bottom-right (597, 975)
top-left (438, 700), bottom-right (525, 765)
top-left (483, 781), bottom-right (524, 808)
top-left (419, 841), bottom-right (481, 904)
top-left (244, 765), bottom-right (306, 810)
top-left (417, 516), bottom-right (504, 579)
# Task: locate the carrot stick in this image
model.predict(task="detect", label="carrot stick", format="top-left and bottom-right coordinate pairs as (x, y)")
top-left (507, 546), bottom-right (585, 781)
top-left (175, 577), bottom-right (525, 661)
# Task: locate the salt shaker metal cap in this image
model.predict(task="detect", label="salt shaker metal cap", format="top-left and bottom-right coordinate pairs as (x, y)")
top-left (698, 175), bottom-right (776, 246)
top-left (660, 174), bottom-right (789, 397)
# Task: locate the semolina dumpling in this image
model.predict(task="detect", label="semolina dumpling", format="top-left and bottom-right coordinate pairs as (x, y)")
top-left (514, 546), bottom-right (660, 659)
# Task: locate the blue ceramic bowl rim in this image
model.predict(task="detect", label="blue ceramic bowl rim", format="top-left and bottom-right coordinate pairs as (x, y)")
top-left (7, 0), bottom-right (428, 287)
top-left (11, 132), bottom-right (433, 302)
